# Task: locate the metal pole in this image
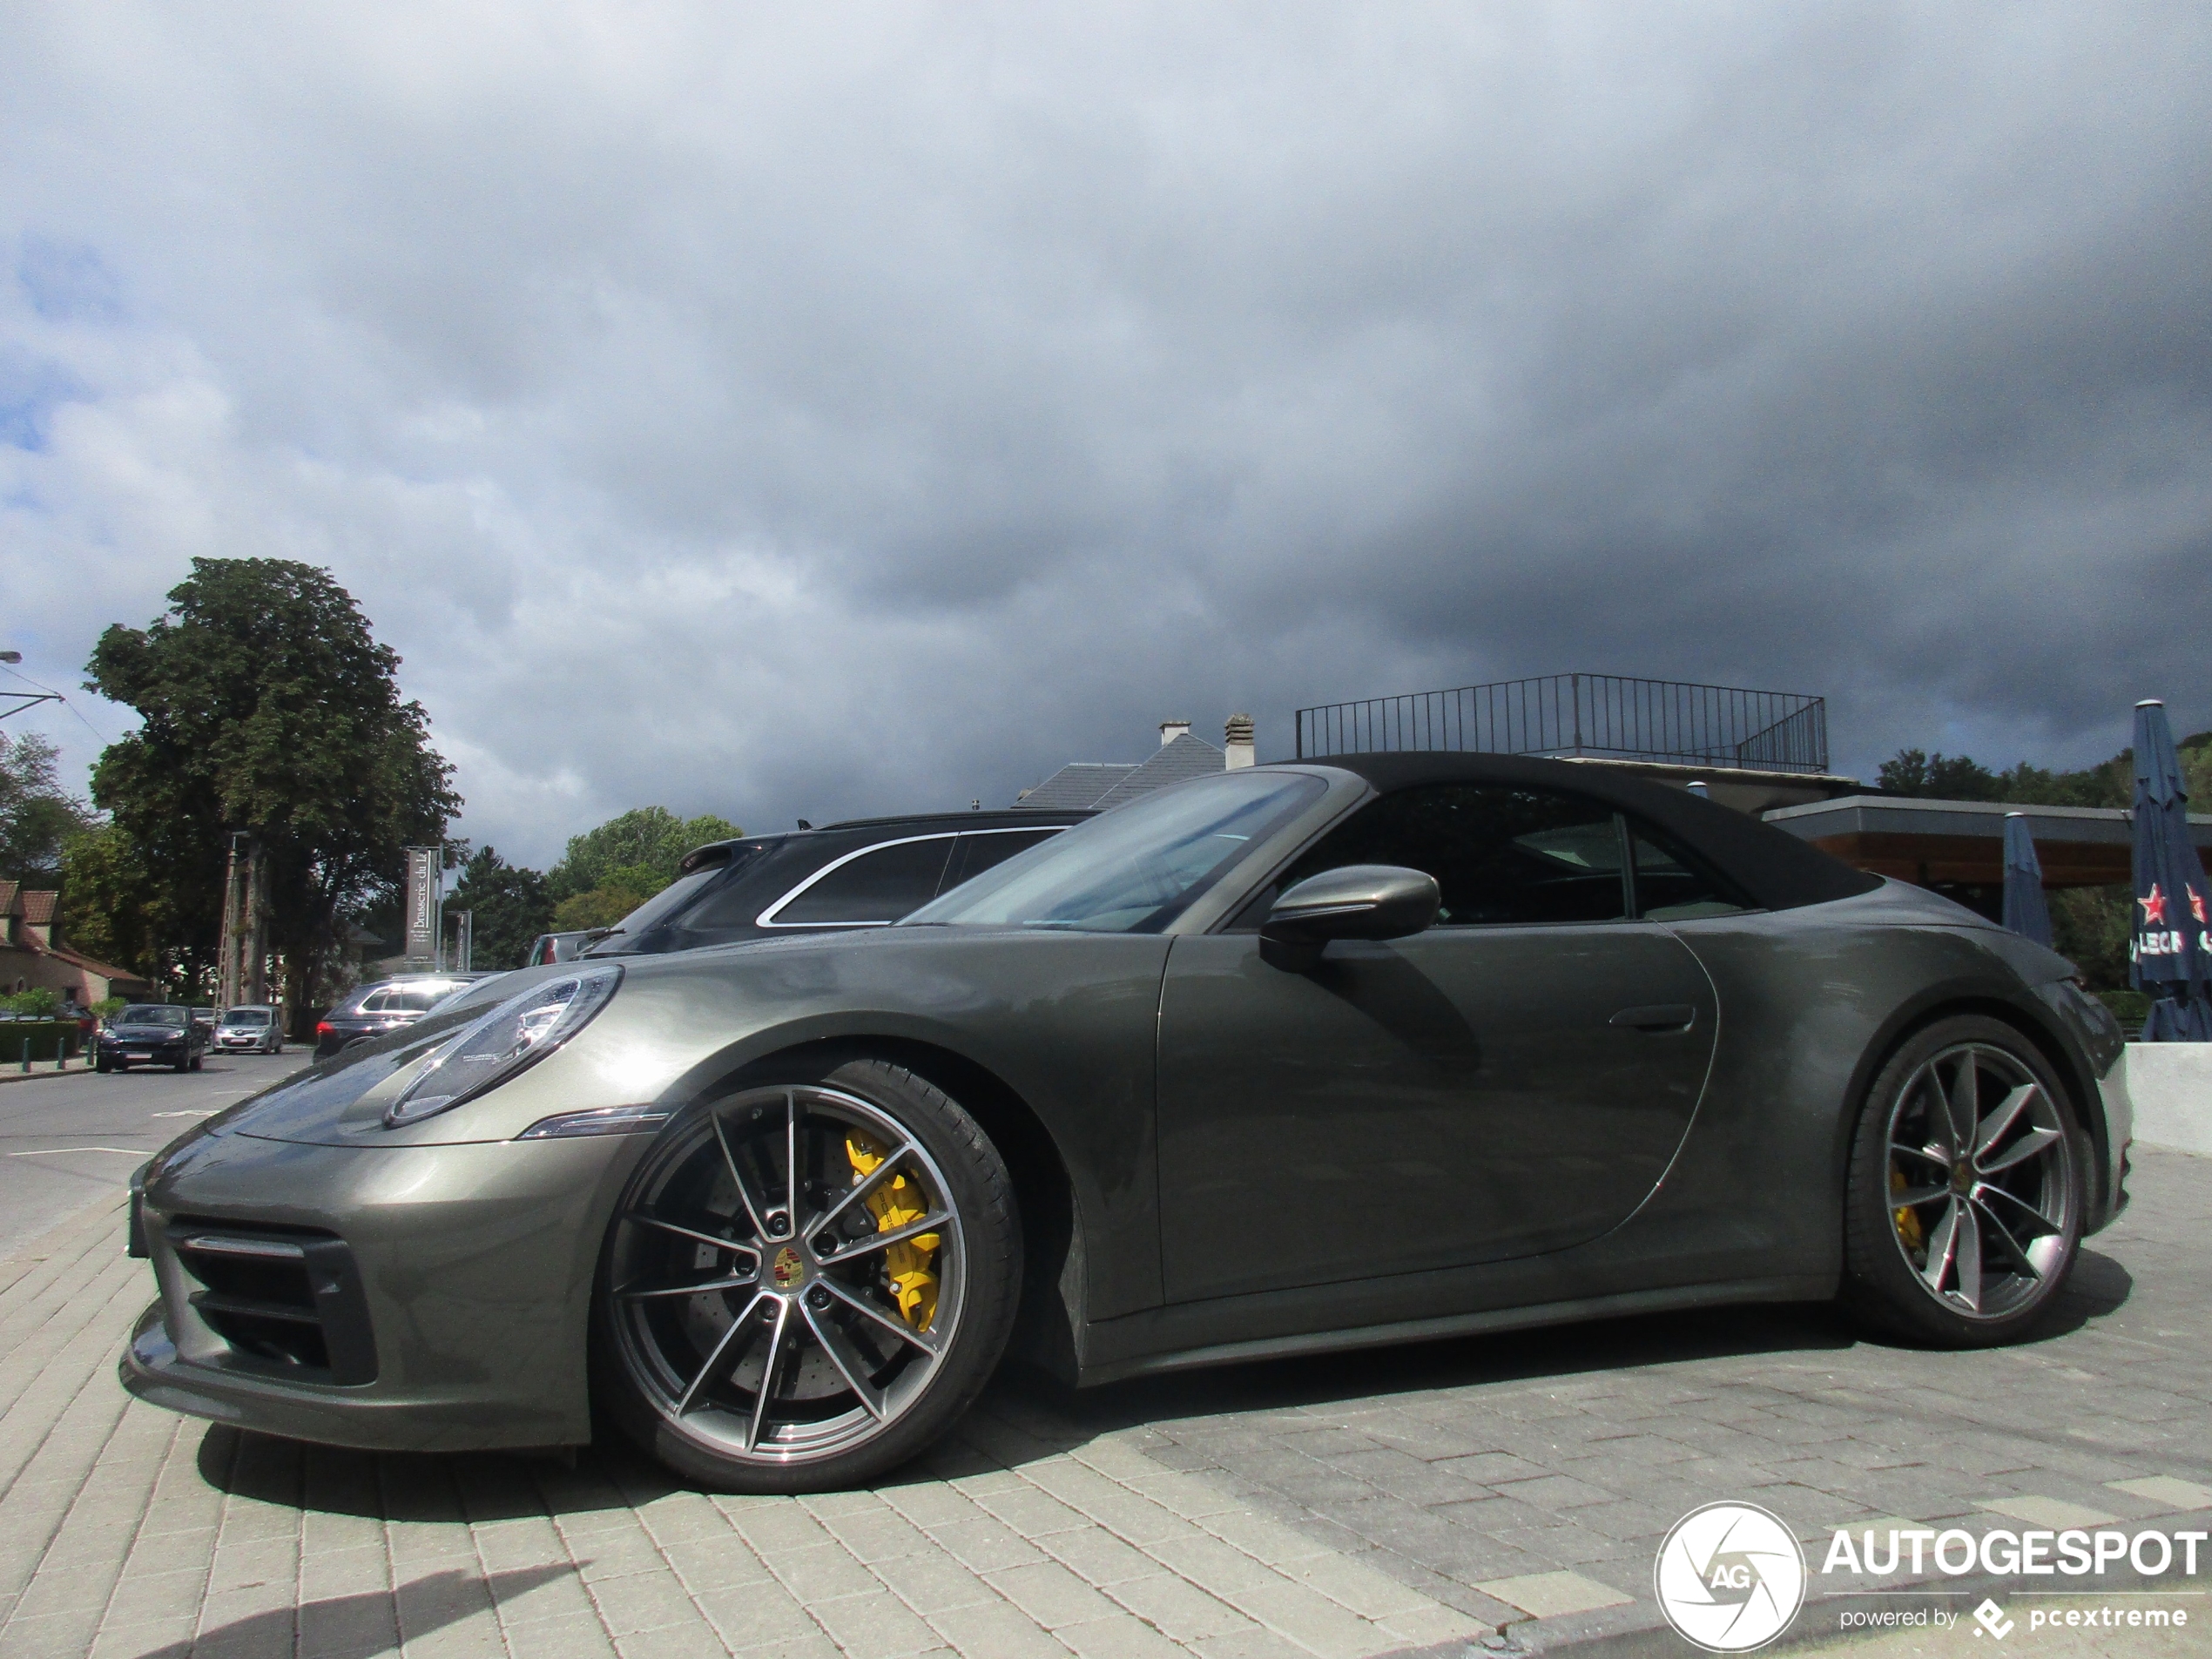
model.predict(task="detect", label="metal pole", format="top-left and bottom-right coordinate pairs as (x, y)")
top-left (216, 832), bottom-right (245, 1011)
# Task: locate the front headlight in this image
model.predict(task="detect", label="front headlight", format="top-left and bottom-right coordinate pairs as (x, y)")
top-left (383, 965), bottom-right (624, 1127)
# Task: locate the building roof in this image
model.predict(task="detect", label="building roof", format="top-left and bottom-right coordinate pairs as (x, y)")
top-left (17, 891), bottom-right (56, 926)
top-left (1093, 734), bottom-right (1230, 807)
top-left (34, 941), bottom-right (147, 986)
top-left (1015, 763), bottom-right (1140, 810)
top-left (1764, 793), bottom-right (2212, 887)
top-left (1767, 794), bottom-right (2212, 846)
top-left (1015, 734), bottom-right (1231, 810)
top-left (0, 881), bottom-right (17, 916)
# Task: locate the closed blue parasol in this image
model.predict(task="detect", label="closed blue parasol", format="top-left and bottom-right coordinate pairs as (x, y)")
top-left (2000, 813), bottom-right (2053, 948)
top-left (2129, 700), bottom-right (2212, 1041)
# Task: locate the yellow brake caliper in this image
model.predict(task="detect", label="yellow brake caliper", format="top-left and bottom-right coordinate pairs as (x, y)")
top-left (1891, 1166), bottom-right (1925, 1253)
top-left (845, 1132), bottom-right (940, 1332)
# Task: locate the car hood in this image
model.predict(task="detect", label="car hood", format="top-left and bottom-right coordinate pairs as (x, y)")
top-left (149, 926), bottom-right (1159, 1160)
top-left (111, 1025), bottom-right (187, 1039)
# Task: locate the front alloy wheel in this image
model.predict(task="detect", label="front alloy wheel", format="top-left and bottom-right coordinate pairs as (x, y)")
top-left (597, 1061), bottom-right (1020, 1491)
top-left (1844, 1016), bottom-right (2084, 1345)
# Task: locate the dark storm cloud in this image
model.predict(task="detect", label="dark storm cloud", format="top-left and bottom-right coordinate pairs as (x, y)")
top-left (3, 2), bottom-right (2208, 862)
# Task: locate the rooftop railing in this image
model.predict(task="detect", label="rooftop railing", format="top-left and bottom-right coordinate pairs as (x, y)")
top-left (1294, 672), bottom-right (1830, 775)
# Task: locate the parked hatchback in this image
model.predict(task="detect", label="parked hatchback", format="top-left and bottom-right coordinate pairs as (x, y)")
top-left (314, 975), bottom-right (491, 1058)
top-left (578, 808), bottom-right (1088, 959)
top-left (212, 1005), bottom-right (285, 1055)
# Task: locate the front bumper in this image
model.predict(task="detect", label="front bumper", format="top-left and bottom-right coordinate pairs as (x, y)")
top-left (101, 1038), bottom-right (188, 1065)
top-left (120, 1126), bottom-right (649, 1452)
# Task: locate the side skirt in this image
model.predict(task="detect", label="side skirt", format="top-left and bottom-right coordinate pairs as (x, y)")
top-left (1072, 1274), bottom-right (1834, 1388)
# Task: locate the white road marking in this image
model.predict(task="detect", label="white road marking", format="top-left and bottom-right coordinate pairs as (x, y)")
top-left (7, 1147), bottom-right (149, 1157)
top-left (151, 1110), bottom-right (215, 1118)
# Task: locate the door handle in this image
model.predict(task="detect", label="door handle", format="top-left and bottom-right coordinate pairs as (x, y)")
top-left (1609, 1004), bottom-right (1696, 1033)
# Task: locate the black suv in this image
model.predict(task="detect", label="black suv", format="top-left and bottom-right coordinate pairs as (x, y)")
top-left (314, 974), bottom-right (495, 1057)
top-left (96, 1005), bottom-right (211, 1073)
top-left (582, 808), bottom-right (1087, 958)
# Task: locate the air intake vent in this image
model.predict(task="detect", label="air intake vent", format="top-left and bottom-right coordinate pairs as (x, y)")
top-left (168, 1224), bottom-right (378, 1385)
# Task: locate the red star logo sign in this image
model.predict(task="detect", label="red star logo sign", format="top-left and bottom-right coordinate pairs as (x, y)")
top-left (2140, 884), bottom-right (2168, 925)
top-left (2193, 887), bottom-right (2209, 925)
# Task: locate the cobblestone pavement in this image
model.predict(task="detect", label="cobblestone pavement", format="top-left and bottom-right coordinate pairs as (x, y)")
top-left (0, 1149), bottom-right (2205, 1658)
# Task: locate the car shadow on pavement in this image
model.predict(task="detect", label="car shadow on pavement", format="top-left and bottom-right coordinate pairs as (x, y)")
top-left (190, 1249), bottom-right (2134, 1519)
top-left (991, 1250), bottom-right (2132, 1443)
top-left (130, 1565), bottom-right (577, 1659)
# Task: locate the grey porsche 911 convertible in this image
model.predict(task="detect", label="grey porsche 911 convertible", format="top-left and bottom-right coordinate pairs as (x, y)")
top-left (123, 753), bottom-right (2130, 1491)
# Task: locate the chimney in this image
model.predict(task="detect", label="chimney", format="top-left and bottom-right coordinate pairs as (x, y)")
top-left (1158, 719), bottom-right (1191, 746)
top-left (1224, 713), bottom-right (1256, 769)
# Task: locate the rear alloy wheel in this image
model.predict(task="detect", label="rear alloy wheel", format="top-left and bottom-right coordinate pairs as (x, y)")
top-left (597, 1061), bottom-right (1020, 1491)
top-left (1843, 1016), bottom-right (2085, 1345)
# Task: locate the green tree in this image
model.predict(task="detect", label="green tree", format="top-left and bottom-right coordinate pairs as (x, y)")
top-left (85, 558), bottom-right (462, 1030)
top-left (57, 821), bottom-right (170, 979)
top-left (1876, 749), bottom-right (2004, 800)
top-left (0, 732), bottom-right (96, 886)
top-left (548, 807), bottom-right (741, 900)
top-left (544, 807), bottom-right (740, 933)
top-left (446, 845), bottom-right (554, 970)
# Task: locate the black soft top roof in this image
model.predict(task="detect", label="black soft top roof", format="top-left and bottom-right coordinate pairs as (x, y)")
top-left (1303, 752), bottom-right (1881, 913)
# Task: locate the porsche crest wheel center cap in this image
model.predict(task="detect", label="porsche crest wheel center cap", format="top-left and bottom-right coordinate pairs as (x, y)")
top-left (770, 1246), bottom-right (806, 1291)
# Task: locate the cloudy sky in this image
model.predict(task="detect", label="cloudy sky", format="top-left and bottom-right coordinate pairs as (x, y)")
top-left (4, 3), bottom-right (2209, 867)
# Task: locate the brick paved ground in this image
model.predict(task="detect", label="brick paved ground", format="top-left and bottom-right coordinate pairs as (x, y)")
top-left (0, 1148), bottom-right (2206, 1658)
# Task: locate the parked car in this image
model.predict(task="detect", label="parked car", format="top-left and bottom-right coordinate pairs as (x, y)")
top-left (95, 1005), bottom-right (210, 1073)
top-left (579, 808), bottom-right (1089, 960)
top-left (123, 753), bottom-right (2129, 1493)
top-left (524, 932), bottom-right (599, 966)
top-left (428, 974), bottom-right (508, 1013)
top-left (212, 1006), bottom-right (285, 1055)
top-left (190, 1007), bottom-right (218, 1037)
top-left (313, 975), bottom-right (492, 1058)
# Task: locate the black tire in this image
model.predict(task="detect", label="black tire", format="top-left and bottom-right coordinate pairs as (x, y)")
top-left (595, 1056), bottom-right (1021, 1493)
top-left (95, 1056), bottom-right (112, 1075)
top-left (1841, 1015), bottom-right (2087, 1347)
top-left (189, 1053), bottom-right (202, 1072)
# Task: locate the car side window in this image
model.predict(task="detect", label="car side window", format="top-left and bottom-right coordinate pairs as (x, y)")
top-left (357, 990), bottom-right (395, 1014)
top-left (1273, 784), bottom-right (1631, 926)
top-left (941, 828), bottom-right (1063, 894)
top-left (772, 837), bottom-right (957, 926)
top-left (1629, 822), bottom-right (1750, 921)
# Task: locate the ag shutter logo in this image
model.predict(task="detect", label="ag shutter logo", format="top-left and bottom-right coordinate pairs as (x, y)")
top-left (1655, 1501), bottom-right (1808, 1652)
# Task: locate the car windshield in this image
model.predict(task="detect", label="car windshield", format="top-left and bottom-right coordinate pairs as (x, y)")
top-left (119, 1006), bottom-right (186, 1027)
top-left (220, 1009), bottom-right (272, 1027)
top-left (906, 771), bottom-right (1324, 934)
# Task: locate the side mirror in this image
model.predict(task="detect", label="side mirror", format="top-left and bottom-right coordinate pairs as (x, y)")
top-left (1260, 864), bottom-right (1441, 971)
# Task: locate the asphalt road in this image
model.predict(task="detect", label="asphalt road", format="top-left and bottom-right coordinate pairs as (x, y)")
top-left (0, 1051), bottom-right (311, 1257)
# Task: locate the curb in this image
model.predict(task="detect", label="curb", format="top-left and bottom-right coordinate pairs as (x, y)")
top-left (1379, 1558), bottom-right (2209, 1657)
top-left (0, 1062), bottom-right (97, 1086)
